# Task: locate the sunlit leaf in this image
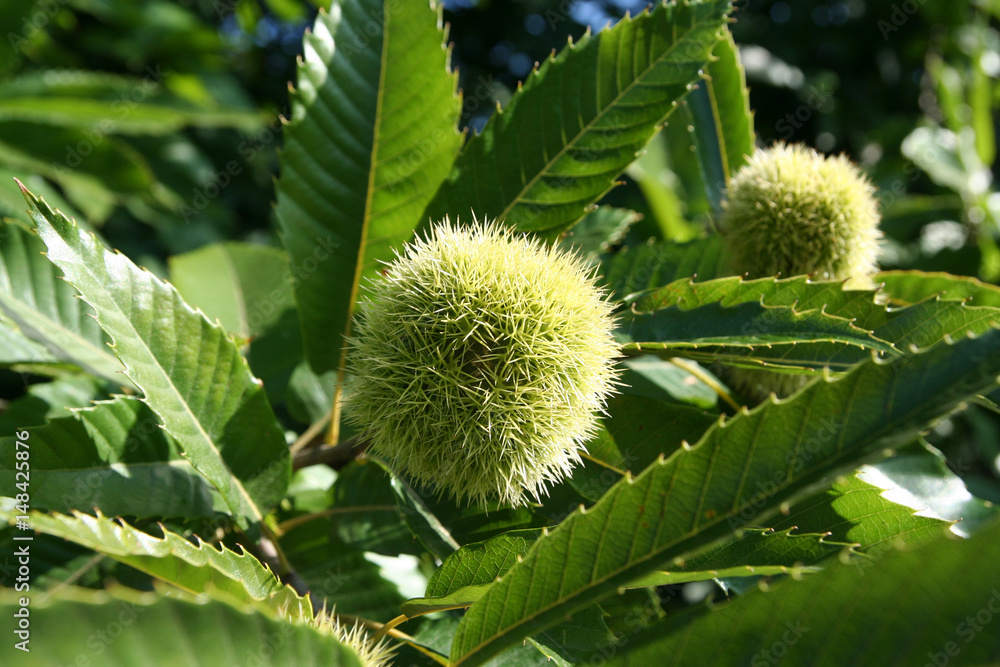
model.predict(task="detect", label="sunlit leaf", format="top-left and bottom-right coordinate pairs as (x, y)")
top-left (21, 185), bottom-right (289, 531)
top-left (605, 519), bottom-right (1000, 666)
top-left (0, 588), bottom-right (364, 666)
top-left (274, 0), bottom-right (463, 374)
top-left (422, 0), bottom-right (733, 237)
top-left (0, 218), bottom-right (122, 383)
top-left (449, 330), bottom-right (1000, 665)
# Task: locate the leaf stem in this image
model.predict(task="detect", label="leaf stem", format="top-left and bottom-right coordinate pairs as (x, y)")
top-left (580, 451), bottom-right (626, 475)
top-left (257, 528), bottom-right (307, 597)
top-left (618, 346), bottom-right (742, 410)
top-left (370, 613), bottom-right (410, 644)
top-left (291, 435), bottom-right (366, 471)
top-left (395, 639), bottom-right (450, 666)
top-left (339, 614), bottom-right (451, 666)
top-left (327, 359), bottom-right (348, 445)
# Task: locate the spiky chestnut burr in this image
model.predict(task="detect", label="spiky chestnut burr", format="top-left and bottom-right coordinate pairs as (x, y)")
top-left (719, 143), bottom-right (882, 400)
top-left (720, 142), bottom-right (881, 287)
top-left (344, 220), bottom-right (619, 507)
top-left (309, 614), bottom-right (394, 667)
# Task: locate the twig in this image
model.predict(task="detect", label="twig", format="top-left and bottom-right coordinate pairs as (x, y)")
top-left (289, 410), bottom-right (333, 455)
top-left (336, 614), bottom-right (450, 666)
top-left (292, 436), bottom-right (366, 471)
top-left (258, 531), bottom-right (310, 598)
top-left (328, 352), bottom-right (350, 445)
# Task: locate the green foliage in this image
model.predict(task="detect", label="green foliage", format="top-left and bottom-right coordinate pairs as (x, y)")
top-left (606, 519), bottom-right (1000, 666)
top-left (0, 218), bottom-right (121, 382)
top-left (617, 276), bottom-right (896, 371)
top-left (448, 332), bottom-right (1000, 665)
top-left (0, 396), bottom-right (220, 518)
top-left (403, 529), bottom-right (543, 615)
top-left (673, 28), bottom-right (755, 214)
top-left (167, 241), bottom-right (303, 408)
top-left (21, 186), bottom-right (290, 532)
top-left (0, 12), bottom-right (280, 242)
top-left (274, 0), bottom-right (463, 376)
top-left (0, 588), bottom-right (367, 666)
top-left (422, 0), bottom-right (733, 237)
top-left (1, 508), bottom-right (303, 614)
top-left (600, 235), bottom-right (729, 298)
top-left (3, 2), bottom-right (1000, 665)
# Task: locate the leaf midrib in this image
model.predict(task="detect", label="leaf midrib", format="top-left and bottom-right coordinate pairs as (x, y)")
top-left (493, 4), bottom-right (721, 224)
top-left (101, 269), bottom-right (263, 524)
top-left (329, 4), bottom-right (392, 444)
top-left (453, 357), bottom-right (996, 665)
top-left (27, 193), bottom-right (263, 526)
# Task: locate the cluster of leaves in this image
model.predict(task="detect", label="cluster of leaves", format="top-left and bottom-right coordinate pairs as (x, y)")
top-left (0, 0), bottom-right (314, 262)
top-left (2, 1), bottom-right (1000, 665)
top-left (893, 7), bottom-right (1000, 280)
